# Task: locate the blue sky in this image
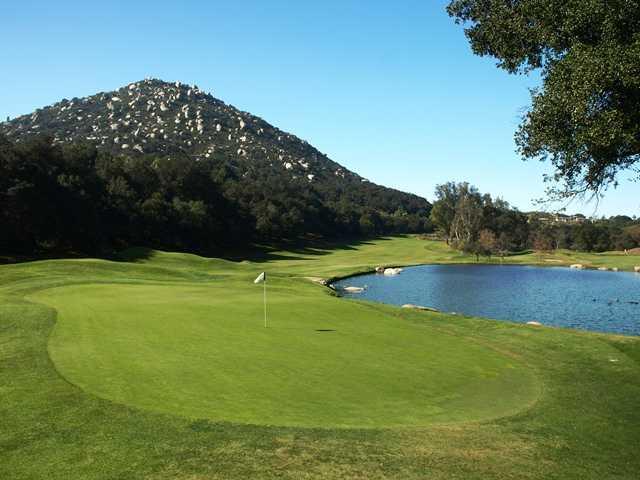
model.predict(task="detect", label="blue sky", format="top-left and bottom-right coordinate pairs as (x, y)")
top-left (2, 0), bottom-right (638, 216)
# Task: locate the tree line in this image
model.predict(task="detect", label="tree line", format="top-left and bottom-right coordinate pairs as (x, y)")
top-left (0, 135), bottom-right (431, 257)
top-left (430, 182), bottom-right (640, 258)
top-left (3, 134), bottom-right (636, 259)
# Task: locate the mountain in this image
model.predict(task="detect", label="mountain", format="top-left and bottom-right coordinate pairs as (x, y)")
top-left (1, 79), bottom-right (426, 206)
top-left (0, 79), bottom-right (431, 255)
top-left (2, 79), bottom-right (355, 181)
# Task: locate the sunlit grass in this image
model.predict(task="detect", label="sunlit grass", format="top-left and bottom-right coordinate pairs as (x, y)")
top-left (1, 236), bottom-right (639, 479)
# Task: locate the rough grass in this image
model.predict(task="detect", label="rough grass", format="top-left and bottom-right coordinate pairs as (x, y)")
top-left (1, 236), bottom-right (640, 479)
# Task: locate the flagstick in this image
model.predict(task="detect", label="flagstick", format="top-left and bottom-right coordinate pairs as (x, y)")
top-left (263, 279), bottom-right (267, 328)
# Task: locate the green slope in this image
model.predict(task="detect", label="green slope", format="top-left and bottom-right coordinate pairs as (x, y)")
top-left (1, 236), bottom-right (640, 479)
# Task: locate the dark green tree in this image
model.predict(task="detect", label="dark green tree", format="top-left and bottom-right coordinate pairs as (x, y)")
top-left (430, 182), bottom-right (463, 243)
top-left (450, 185), bottom-right (483, 246)
top-left (447, 0), bottom-right (640, 198)
top-left (477, 229), bottom-right (498, 258)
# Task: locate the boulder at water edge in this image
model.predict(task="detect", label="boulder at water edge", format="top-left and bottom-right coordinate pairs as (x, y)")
top-left (384, 267), bottom-right (403, 276)
top-left (401, 304), bottom-right (439, 312)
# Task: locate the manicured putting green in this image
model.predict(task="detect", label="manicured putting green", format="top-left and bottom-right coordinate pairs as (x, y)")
top-left (34, 279), bottom-right (539, 428)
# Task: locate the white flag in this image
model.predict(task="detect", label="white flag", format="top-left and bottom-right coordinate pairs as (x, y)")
top-left (254, 272), bottom-right (266, 284)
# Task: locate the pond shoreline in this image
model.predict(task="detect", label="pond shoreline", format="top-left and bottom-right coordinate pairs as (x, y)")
top-left (328, 258), bottom-right (640, 289)
top-left (330, 262), bottom-right (640, 337)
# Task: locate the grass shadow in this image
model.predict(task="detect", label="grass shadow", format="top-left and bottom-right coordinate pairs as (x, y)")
top-left (231, 235), bottom-right (399, 264)
top-left (113, 247), bottom-right (156, 263)
top-left (10, 235), bottom-right (401, 266)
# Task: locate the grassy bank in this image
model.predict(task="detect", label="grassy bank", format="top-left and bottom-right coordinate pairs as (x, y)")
top-left (1, 236), bottom-right (639, 479)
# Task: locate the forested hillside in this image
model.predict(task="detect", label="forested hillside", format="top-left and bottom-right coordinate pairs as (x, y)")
top-left (0, 80), bottom-right (431, 255)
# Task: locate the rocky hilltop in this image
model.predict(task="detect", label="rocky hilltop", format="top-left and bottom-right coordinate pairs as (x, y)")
top-left (1, 79), bottom-right (361, 185)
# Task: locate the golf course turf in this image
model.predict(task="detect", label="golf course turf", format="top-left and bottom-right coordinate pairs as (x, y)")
top-left (2, 236), bottom-right (640, 479)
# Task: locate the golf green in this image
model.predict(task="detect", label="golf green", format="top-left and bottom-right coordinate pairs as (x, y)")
top-left (3, 237), bottom-right (640, 479)
top-left (34, 279), bottom-right (538, 428)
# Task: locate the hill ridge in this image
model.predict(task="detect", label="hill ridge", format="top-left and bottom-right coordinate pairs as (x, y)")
top-left (1, 79), bottom-right (431, 254)
top-left (0, 78), bottom-right (364, 185)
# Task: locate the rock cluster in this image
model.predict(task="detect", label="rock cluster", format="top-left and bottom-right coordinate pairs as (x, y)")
top-left (0, 78), bottom-right (361, 185)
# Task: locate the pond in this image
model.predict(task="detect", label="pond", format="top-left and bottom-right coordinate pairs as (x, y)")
top-left (334, 265), bottom-right (640, 336)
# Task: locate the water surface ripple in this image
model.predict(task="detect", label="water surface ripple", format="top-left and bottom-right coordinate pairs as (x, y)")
top-left (334, 265), bottom-right (640, 335)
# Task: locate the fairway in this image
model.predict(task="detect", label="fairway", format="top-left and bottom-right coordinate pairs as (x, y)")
top-left (2, 236), bottom-right (640, 480)
top-left (34, 281), bottom-right (537, 427)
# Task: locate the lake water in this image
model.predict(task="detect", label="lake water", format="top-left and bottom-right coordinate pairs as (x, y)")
top-left (334, 265), bottom-right (640, 336)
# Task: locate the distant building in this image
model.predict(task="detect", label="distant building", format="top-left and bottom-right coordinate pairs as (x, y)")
top-left (527, 212), bottom-right (587, 225)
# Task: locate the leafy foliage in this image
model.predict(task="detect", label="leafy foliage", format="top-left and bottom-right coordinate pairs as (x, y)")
top-left (530, 215), bottom-right (640, 252)
top-left (0, 135), bottom-right (431, 256)
top-left (430, 182), bottom-right (529, 255)
top-left (430, 181), bottom-right (639, 255)
top-left (447, 0), bottom-right (640, 197)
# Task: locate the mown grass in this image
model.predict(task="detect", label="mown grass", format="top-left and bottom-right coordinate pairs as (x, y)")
top-left (1, 236), bottom-right (639, 479)
top-left (33, 282), bottom-right (538, 428)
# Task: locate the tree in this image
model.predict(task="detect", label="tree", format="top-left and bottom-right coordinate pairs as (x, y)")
top-left (450, 184), bottom-right (483, 246)
top-left (461, 239), bottom-right (481, 262)
top-left (447, 1), bottom-right (640, 198)
top-left (358, 211), bottom-right (383, 236)
top-left (612, 230), bottom-right (637, 251)
top-left (482, 196), bottom-right (529, 251)
top-left (495, 232), bottom-right (512, 258)
top-left (572, 222), bottom-right (596, 252)
top-left (430, 182), bottom-right (460, 243)
top-left (477, 229), bottom-right (497, 258)
top-left (626, 224), bottom-right (640, 245)
top-left (533, 233), bottom-right (554, 256)
top-left (430, 182), bottom-right (484, 245)
top-left (431, 181), bottom-right (535, 256)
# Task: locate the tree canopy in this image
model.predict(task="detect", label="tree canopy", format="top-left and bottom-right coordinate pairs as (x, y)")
top-left (0, 135), bottom-right (432, 257)
top-left (429, 181), bottom-right (639, 256)
top-left (447, 0), bottom-right (640, 198)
